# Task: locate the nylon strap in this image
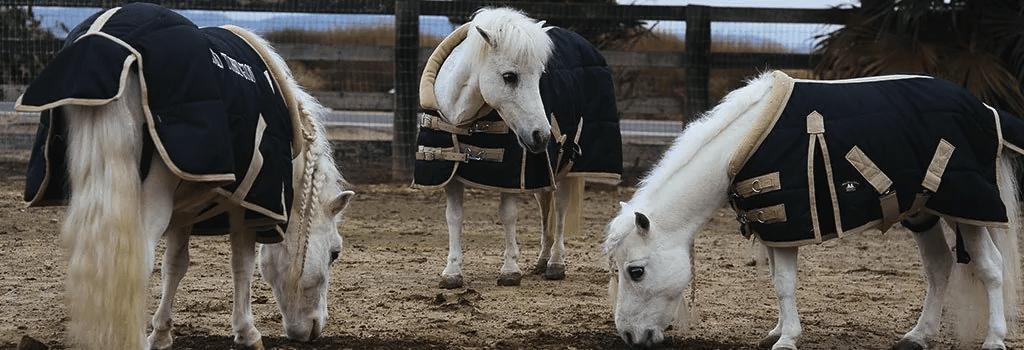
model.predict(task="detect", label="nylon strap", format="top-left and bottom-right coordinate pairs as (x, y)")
top-left (416, 145), bottom-right (504, 162)
top-left (420, 114), bottom-right (509, 135)
top-left (734, 172), bottom-right (781, 198)
top-left (737, 203), bottom-right (787, 224)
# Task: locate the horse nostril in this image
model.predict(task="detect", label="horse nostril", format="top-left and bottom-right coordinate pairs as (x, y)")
top-left (532, 130), bottom-right (547, 145)
top-left (624, 331), bottom-right (634, 345)
top-left (644, 329), bottom-right (654, 345)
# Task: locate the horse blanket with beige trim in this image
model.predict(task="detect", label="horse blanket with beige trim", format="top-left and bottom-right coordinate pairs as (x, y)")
top-left (17, 3), bottom-right (297, 242)
top-left (728, 71), bottom-right (1024, 247)
top-left (413, 26), bottom-right (622, 192)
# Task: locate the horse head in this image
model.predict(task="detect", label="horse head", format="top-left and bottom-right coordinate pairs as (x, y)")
top-left (258, 147), bottom-right (353, 342)
top-left (246, 38), bottom-right (356, 342)
top-left (433, 8), bottom-right (555, 153)
top-left (603, 206), bottom-right (694, 348)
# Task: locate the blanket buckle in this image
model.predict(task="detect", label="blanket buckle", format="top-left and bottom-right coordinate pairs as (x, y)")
top-left (467, 122), bottom-right (491, 135)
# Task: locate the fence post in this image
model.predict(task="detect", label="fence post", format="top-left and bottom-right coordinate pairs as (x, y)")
top-left (393, 0), bottom-right (420, 181)
top-left (684, 5), bottom-right (711, 121)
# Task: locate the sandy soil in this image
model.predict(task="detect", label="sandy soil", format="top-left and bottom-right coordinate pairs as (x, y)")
top-left (0, 159), bottom-right (1021, 350)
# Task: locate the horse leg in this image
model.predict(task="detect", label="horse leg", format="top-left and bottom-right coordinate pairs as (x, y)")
top-left (760, 246), bottom-right (801, 350)
top-left (229, 208), bottom-right (265, 350)
top-left (896, 214), bottom-right (951, 350)
top-left (497, 192), bottom-right (523, 286)
top-left (532, 190), bottom-right (554, 274)
top-left (961, 225), bottom-right (1008, 350)
top-left (440, 181), bottom-right (466, 289)
top-left (147, 225), bottom-right (190, 350)
top-left (137, 157), bottom-right (184, 350)
top-left (544, 180), bottom-right (573, 280)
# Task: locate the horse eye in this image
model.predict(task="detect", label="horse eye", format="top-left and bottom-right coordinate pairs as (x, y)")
top-left (329, 250), bottom-right (340, 263)
top-left (501, 72), bottom-right (518, 84)
top-left (627, 266), bottom-right (644, 282)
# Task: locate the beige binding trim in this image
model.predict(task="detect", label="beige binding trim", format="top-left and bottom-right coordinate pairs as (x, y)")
top-left (418, 23), bottom-right (493, 124)
top-left (420, 23), bottom-right (469, 111)
top-left (734, 172), bottom-right (781, 198)
top-left (728, 70), bottom-right (796, 179)
top-left (229, 115), bottom-right (268, 204)
top-left (86, 7), bottom-right (121, 37)
top-left (221, 25), bottom-right (308, 159)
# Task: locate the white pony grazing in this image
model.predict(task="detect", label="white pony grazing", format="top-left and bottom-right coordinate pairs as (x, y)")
top-left (422, 7), bottom-right (570, 288)
top-left (603, 70), bottom-right (1024, 350)
top-left (16, 5), bottom-right (353, 349)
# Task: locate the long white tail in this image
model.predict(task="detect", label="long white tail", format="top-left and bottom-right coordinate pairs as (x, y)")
top-left (62, 72), bottom-right (149, 349)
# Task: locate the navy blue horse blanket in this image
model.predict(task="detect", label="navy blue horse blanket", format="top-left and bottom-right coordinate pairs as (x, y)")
top-left (16, 3), bottom-right (297, 242)
top-left (728, 71), bottom-right (1024, 247)
top-left (414, 26), bottom-right (622, 192)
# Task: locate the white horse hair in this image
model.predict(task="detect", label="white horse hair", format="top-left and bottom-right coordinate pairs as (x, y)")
top-left (428, 7), bottom-right (588, 289)
top-left (602, 71), bottom-right (1024, 349)
top-left (57, 26), bottom-right (354, 350)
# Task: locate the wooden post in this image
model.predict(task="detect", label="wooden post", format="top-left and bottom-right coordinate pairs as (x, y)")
top-left (393, 0), bottom-right (419, 181)
top-left (685, 5), bottom-right (711, 121)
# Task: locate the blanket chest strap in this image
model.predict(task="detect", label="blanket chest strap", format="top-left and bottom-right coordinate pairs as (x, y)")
top-left (416, 145), bottom-right (505, 163)
top-left (734, 172), bottom-right (781, 198)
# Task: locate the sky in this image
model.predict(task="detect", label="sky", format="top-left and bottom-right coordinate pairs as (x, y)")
top-left (30, 1), bottom-right (862, 53)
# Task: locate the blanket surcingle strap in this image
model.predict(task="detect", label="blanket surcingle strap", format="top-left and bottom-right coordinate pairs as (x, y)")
top-left (727, 71), bottom-right (1024, 248)
top-left (413, 25), bottom-right (622, 192)
top-left (16, 3), bottom-right (304, 243)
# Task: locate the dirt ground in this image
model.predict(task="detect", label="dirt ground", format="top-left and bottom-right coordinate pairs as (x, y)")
top-left (1, 158), bottom-right (1022, 350)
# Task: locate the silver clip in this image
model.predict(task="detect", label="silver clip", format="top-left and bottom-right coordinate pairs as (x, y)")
top-left (464, 147), bottom-right (482, 161)
top-left (468, 122), bottom-right (490, 135)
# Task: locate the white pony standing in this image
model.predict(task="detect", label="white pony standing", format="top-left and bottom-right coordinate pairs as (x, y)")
top-left (416, 7), bottom-right (622, 288)
top-left (603, 70), bottom-right (1024, 349)
top-left (16, 4), bottom-right (353, 349)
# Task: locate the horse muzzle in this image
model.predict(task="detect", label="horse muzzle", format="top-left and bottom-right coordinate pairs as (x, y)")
top-left (620, 328), bottom-right (664, 349)
top-left (520, 129), bottom-right (551, 154)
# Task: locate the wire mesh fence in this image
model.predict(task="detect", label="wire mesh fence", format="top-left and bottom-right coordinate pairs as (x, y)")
top-left (1, 1), bottom-right (850, 182)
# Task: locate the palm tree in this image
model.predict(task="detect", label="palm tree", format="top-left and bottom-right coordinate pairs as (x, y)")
top-left (814, 0), bottom-right (1024, 115)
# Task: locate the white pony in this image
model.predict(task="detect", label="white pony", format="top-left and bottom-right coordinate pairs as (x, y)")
top-left (16, 7), bottom-right (353, 349)
top-left (603, 70), bottom-right (1024, 349)
top-left (421, 8), bottom-right (586, 288)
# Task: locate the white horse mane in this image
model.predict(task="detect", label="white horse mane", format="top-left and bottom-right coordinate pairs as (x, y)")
top-left (465, 7), bottom-right (553, 70)
top-left (602, 71), bottom-right (776, 254)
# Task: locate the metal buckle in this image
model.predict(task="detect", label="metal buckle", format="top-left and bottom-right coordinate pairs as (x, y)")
top-left (463, 147), bottom-right (483, 161)
top-left (468, 122), bottom-right (491, 135)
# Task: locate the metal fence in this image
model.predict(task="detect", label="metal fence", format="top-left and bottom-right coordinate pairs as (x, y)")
top-left (1, 0), bottom-right (851, 182)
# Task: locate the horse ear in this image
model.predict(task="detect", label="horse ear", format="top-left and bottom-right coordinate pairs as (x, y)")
top-left (634, 212), bottom-right (650, 236)
top-left (476, 26), bottom-right (495, 48)
top-left (328, 190), bottom-right (355, 215)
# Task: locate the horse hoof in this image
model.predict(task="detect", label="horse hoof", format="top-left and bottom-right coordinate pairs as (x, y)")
top-left (892, 338), bottom-right (924, 350)
top-left (544, 263), bottom-right (565, 280)
top-left (497, 272), bottom-right (522, 286)
top-left (239, 339), bottom-right (265, 350)
top-left (757, 334), bottom-right (780, 349)
top-left (439, 275), bottom-right (464, 289)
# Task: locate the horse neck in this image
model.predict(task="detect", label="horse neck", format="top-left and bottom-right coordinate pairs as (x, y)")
top-left (433, 41), bottom-right (486, 125)
top-left (629, 80), bottom-right (777, 244)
